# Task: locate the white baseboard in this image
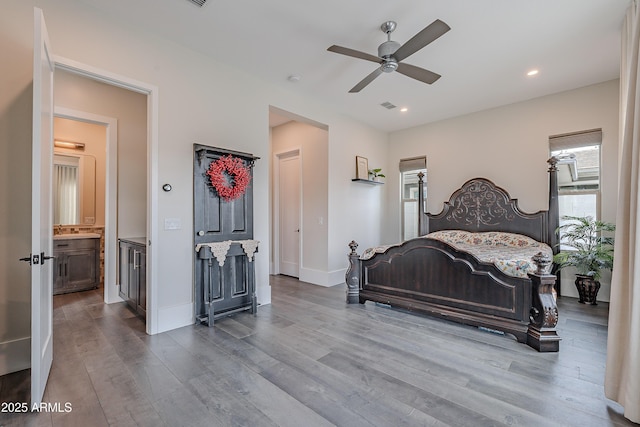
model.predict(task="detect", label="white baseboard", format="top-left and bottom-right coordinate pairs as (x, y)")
top-left (0, 337), bottom-right (30, 376)
top-left (157, 302), bottom-right (194, 333)
top-left (328, 268), bottom-right (347, 286)
top-left (299, 267), bottom-right (347, 287)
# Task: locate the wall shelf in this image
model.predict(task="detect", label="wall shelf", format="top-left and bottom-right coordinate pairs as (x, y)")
top-left (352, 178), bottom-right (383, 185)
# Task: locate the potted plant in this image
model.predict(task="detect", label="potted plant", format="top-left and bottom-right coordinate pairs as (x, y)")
top-left (368, 168), bottom-right (385, 182)
top-left (553, 215), bottom-right (615, 305)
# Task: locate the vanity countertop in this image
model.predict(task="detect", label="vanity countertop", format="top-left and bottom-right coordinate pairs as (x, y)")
top-left (54, 233), bottom-right (101, 240)
top-left (119, 237), bottom-right (146, 246)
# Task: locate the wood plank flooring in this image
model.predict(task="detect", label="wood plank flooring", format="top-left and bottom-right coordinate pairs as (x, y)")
top-left (1, 275), bottom-right (636, 426)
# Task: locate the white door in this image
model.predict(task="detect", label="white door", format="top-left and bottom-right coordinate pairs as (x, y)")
top-left (278, 152), bottom-right (301, 277)
top-left (31, 7), bottom-right (54, 405)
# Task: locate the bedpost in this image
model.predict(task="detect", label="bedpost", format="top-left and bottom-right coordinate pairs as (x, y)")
top-left (527, 252), bottom-right (560, 352)
top-left (345, 241), bottom-right (361, 304)
top-left (417, 172), bottom-right (427, 235)
top-left (547, 157), bottom-right (559, 250)
top-left (547, 157), bottom-right (560, 294)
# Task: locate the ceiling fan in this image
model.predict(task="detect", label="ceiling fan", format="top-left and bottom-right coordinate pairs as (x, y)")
top-left (327, 19), bottom-right (450, 93)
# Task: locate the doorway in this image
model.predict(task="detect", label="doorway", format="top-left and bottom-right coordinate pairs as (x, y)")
top-left (53, 59), bottom-right (159, 335)
top-left (269, 107), bottom-right (329, 285)
top-left (53, 109), bottom-right (118, 303)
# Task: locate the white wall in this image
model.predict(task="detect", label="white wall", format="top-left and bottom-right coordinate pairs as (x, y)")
top-left (388, 79), bottom-right (620, 301)
top-left (326, 120), bottom-right (390, 279)
top-left (0, 0), bottom-right (390, 367)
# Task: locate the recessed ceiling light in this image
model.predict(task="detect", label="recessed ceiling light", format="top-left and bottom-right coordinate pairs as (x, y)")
top-left (287, 75), bottom-right (301, 83)
top-left (527, 69), bottom-right (539, 77)
top-left (400, 107), bottom-right (408, 112)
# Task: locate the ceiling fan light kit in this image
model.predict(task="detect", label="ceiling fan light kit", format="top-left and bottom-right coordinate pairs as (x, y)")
top-left (328, 19), bottom-right (450, 93)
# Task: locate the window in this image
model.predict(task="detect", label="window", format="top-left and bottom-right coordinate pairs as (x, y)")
top-left (549, 129), bottom-right (601, 246)
top-left (400, 156), bottom-right (427, 241)
top-left (53, 154), bottom-right (80, 225)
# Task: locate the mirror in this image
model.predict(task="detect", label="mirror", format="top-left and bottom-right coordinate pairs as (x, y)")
top-left (53, 153), bottom-right (96, 225)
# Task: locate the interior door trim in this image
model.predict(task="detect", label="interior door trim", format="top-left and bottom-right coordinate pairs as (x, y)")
top-left (53, 55), bottom-right (160, 335)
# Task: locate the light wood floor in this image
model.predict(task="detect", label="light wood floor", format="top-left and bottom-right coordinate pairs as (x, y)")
top-left (1, 275), bottom-right (636, 426)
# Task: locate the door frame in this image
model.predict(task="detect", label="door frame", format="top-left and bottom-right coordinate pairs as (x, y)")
top-left (53, 56), bottom-right (160, 334)
top-left (54, 107), bottom-right (120, 304)
top-left (272, 148), bottom-right (302, 276)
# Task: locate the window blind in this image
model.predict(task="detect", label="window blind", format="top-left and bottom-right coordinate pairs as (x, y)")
top-left (549, 128), bottom-right (602, 151)
top-left (54, 163), bottom-right (79, 224)
top-left (399, 156), bottom-right (426, 172)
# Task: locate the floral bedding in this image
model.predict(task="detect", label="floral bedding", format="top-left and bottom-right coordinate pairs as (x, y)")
top-left (360, 230), bottom-right (552, 278)
top-left (425, 230), bottom-right (552, 278)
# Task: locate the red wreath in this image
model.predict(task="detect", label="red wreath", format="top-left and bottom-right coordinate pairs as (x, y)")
top-left (206, 155), bottom-right (251, 201)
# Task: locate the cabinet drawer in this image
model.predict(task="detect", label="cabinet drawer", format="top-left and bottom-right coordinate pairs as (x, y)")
top-left (54, 238), bottom-right (99, 250)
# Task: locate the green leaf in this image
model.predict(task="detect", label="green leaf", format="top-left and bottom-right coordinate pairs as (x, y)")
top-left (554, 215), bottom-right (616, 280)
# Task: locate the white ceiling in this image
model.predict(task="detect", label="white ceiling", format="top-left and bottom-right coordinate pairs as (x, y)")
top-left (75, 0), bottom-right (630, 132)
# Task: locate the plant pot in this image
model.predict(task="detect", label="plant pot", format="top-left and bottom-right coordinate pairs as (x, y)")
top-left (574, 274), bottom-right (600, 305)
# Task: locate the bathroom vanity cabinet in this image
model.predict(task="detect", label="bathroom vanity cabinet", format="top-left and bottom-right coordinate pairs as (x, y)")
top-left (53, 235), bottom-right (100, 295)
top-left (118, 238), bottom-right (146, 319)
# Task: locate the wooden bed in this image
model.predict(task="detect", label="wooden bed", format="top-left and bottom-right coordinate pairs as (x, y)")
top-left (345, 158), bottom-right (561, 352)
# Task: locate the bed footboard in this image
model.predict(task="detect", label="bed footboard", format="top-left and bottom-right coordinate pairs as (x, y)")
top-left (345, 240), bottom-right (559, 352)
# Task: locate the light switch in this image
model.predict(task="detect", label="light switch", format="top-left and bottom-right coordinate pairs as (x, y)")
top-left (164, 218), bottom-right (181, 230)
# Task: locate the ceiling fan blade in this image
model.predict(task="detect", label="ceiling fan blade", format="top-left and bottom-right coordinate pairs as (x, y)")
top-left (393, 19), bottom-right (450, 62)
top-left (327, 45), bottom-right (383, 64)
top-left (396, 63), bottom-right (441, 85)
top-left (349, 68), bottom-right (383, 93)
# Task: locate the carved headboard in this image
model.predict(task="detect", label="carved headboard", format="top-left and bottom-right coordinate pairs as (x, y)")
top-left (421, 178), bottom-right (551, 244)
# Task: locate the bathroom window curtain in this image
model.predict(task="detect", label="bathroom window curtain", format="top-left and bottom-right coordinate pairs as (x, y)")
top-left (53, 163), bottom-right (79, 225)
top-left (604, 1), bottom-right (640, 423)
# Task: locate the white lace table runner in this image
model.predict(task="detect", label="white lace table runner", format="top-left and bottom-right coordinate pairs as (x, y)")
top-left (195, 239), bottom-right (260, 266)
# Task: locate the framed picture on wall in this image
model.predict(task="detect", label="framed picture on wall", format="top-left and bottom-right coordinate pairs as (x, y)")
top-left (356, 156), bottom-right (369, 180)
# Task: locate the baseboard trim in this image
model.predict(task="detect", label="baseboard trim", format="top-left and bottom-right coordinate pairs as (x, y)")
top-left (299, 267), bottom-right (347, 287)
top-left (157, 302), bottom-right (193, 334)
top-left (0, 337), bottom-right (30, 376)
